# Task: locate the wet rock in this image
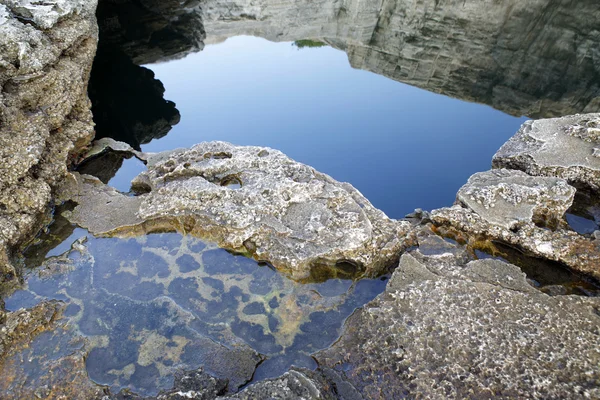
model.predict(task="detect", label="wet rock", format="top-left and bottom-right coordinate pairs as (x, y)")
top-left (61, 141), bottom-right (413, 280)
top-left (315, 247), bottom-right (600, 399)
top-left (0, 0), bottom-right (98, 280)
top-left (0, 300), bottom-right (105, 399)
top-left (0, 300), bottom-right (62, 357)
top-left (431, 168), bottom-right (600, 280)
top-left (432, 204), bottom-right (600, 280)
top-left (493, 114), bottom-right (600, 193)
top-left (221, 368), bottom-right (340, 400)
top-left (456, 169), bottom-right (575, 230)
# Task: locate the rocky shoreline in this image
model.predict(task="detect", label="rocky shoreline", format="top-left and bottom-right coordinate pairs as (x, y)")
top-left (1, 0), bottom-right (599, 399)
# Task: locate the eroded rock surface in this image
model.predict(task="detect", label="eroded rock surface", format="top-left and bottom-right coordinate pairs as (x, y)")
top-left (494, 113), bottom-right (600, 193)
top-left (432, 168), bottom-right (600, 279)
top-left (62, 141), bottom-right (413, 280)
top-left (456, 169), bottom-right (575, 230)
top-left (0, 0), bottom-right (98, 281)
top-left (0, 300), bottom-right (106, 399)
top-left (315, 231), bottom-right (600, 399)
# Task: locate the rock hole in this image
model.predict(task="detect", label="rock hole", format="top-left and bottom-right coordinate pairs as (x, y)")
top-left (220, 175), bottom-right (242, 189)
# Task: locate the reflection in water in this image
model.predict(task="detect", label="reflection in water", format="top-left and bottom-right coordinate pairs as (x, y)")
top-left (95, 0), bottom-right (205, 65)
top-left (6, 232), bottom-right (386, 396)
top-left (88, 49), bottom-right (181, 151)
top-left (199, 0), bottom-right (600, 118)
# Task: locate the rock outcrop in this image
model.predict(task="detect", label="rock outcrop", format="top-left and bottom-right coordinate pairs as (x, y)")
top-left (494, 113), bottom-right (600, 193)
top-left (315, 229), bottom-right (600, 399)
top-left (60, 141), bottom-right (413, 280)
top-left (431, 168), bottom-right (600, 279)
top-left (199, 0), bottom-right (600, 118)
top-left (0, 0), bottom-right (99, 282)
top-left (455, 169), bottom-right (575, 231)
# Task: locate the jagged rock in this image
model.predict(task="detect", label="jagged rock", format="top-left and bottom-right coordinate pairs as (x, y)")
top-left (0, 0), bottom-right (98, 281)
top-left (493, 114), bottom-right (600, 193)
top-left (220, 369), bottom-right (339, 400)
top-left (431, 205), bottom-right (600, 280)
top-left (456, 169), bottom-right (576, 231)
top-left (429, 166), bottom-right (600, 279)
top-left (60, 141), bottom-right (413, 280)
top-left (315, 239), bottom-right (600, 399)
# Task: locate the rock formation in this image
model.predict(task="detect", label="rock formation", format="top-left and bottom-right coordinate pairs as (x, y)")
top-left (431, 168), bottom-right (600, 280)
top-left (0, 0), bottom-right (98, 283)
top-left (314, 228), bottom-right (600, 399)
top-left (60, 141), bottom-right (413, 280)
top-left (494, 113), bottom-right (600, 193)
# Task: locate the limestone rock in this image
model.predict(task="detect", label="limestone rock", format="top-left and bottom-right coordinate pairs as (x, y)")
top-left (221, 369), bottom-right (339, 400)
top-left (0, 301), bottom-right (106, 399)
top-left (456, 169), bottom-right (576, 230)
top-left (431, 205), bottom-right (600, 280)
top-left (0, 0), bottom-right (98, 281)
top-left (62, 141), bottom-right (413, 280)
top-left (493, 114), bottom-right (600, 193)
top-left (430, 166), bottom-right (600, 279)
top-left (315, 248), bottom-right (600, 399)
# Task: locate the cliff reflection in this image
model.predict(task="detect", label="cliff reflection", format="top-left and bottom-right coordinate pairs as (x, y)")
top-left (199, 0), bottom-right (600, 118)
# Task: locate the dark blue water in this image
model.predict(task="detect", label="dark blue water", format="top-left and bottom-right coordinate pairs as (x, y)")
top-left (114, 36), bottom-right (526, 219)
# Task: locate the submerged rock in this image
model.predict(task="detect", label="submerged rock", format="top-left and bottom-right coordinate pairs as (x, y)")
top-left (315, 232), bottom-right (600, 399)
top-left (61, 141), bottom-right (413, 280)
top-left (0, 300), bottom-right (106, 399)
top-left (493, 113), bottom-right (600, 193)
top-left (0, 0), bottom-right (98, 281)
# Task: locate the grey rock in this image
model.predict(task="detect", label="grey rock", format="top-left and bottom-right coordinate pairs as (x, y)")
top-left (456, 169), bottom-right (576, 231)
top-left (220, 369), bottom-right (339, 400)
top-left (431, 204), bottom-right (600, 280)
top-left (494, 114), bottom-right (600, 193)
top-left (0, 0), bottom-right (98, 281)
top-left (315, 249), bottom-right (600, 399)
top-left (430, 165), bottom-right (600, 280)
top-left (60, 141), bottom-right (413, 280)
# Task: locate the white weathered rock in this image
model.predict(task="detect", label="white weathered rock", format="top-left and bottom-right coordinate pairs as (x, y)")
top-left (456, 169), bottom-right (575, 230)
top-left (493, 114), bottom-right (600, 192)
top-left (61, 141), bottom-right (413, 280)
top-left (315, 235), bottom-right (600, 399)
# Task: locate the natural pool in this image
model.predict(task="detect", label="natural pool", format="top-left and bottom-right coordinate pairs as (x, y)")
top-left (4, 1), bottom-right (600, 395)
top-left (101, 36), bottom-right (528, 218)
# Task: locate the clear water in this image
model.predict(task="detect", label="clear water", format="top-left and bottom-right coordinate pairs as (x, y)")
top-left (8, 226), bottom-right (388, 395)
top-left (5, 2), bottom-right (599, 395)
top-left (130, 36), bottom-right (527, 218)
